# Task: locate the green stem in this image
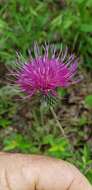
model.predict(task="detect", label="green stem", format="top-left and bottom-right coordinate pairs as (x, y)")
top-left (50, 106), bottom-right (66, 138)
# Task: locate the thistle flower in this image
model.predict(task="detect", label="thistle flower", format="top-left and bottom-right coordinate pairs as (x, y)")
top-left (9, 43), bottom-right (80, 99)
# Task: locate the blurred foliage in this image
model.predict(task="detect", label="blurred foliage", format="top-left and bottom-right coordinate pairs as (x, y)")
top-left (0, 0), bottom-right (92, 184)
top-left (0, 0), bottom-right (92, 68)
top-left (85, 95), bottom-right (92, 107)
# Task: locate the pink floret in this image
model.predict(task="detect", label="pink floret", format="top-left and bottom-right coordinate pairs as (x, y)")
top-left (10, 44), bottom-right (79, 97)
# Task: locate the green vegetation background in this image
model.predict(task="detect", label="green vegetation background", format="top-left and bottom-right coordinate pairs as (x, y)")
top-left (0, 0), bottom-right (92, 183)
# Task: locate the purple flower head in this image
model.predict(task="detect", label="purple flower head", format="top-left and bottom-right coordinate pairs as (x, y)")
top-left (10, 43), bottom-right (80, 99)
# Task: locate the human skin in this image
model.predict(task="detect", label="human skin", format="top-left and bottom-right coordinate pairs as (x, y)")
top-left (0, 152), bottom-right (92, 190)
